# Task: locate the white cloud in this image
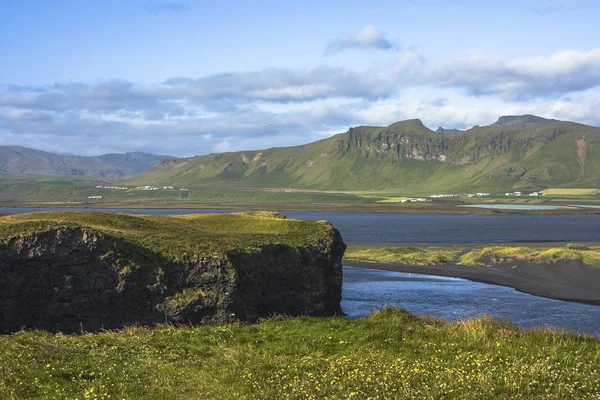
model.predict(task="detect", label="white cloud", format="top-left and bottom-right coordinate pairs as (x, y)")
top-left (2, 47), bottom-right (600, 157)
top-left (325, 25), bottom-right (398, 55)
top-left (424, 48), bottom-right (600, 100)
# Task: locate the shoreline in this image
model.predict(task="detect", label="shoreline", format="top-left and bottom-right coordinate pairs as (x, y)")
top-left (344, 260), bottom-right (600, 306)
top-left (2, 201), bottom-right (600, 215)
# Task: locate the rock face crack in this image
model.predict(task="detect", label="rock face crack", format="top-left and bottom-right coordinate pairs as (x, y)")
top-left (0, 226), bottom-right (345, 333)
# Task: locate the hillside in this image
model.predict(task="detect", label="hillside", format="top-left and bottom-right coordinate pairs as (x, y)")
top-left (0, 146), bottom-right (172, 180)
top-left (127, 115), bottom-right (600, 192)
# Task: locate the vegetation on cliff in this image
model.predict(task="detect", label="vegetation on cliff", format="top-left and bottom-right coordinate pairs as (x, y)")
top-left (0, 211), bottom-right (334, 259)
top-left (0, 308), bottom-right (598, 399)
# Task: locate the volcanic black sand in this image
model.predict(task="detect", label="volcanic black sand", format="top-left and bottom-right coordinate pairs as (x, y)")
top-left (344, 259), bottom-right (600, 305)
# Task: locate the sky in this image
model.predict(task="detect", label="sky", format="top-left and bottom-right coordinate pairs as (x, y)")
top-left (1, 0), bottom-right (600, 157)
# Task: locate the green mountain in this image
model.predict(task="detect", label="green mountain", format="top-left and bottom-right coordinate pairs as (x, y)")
top-left (127, 116), bottom-right (600, 192)
top-left (0, 146), bottom-right (174, 180)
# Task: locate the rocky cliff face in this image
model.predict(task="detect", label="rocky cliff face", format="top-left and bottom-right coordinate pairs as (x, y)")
top-left (0, 224), bottom-right (345, 333)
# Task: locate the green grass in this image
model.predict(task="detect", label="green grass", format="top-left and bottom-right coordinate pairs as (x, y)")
top-left (459, 245), bottom-right (600, 268)
top-left (0, 181), bottom-right (371, 204)
top-left (345, 246), bottom-right (459, 265)
top-left (374, 196), bottom-right (409, 203)
top-left (0, 211), bottom-right (333, 260)
top-left (0, 309), bottom-right (598, 399)
top-left (543, 188), bottom-right (600, 196)
top-left (344, 244), bottom-right (600, 269)
top-left (35, 179), bottom-right (76, 186)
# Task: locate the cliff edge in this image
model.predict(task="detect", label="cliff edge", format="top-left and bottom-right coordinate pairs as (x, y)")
top-left (0, 211), bottom-right (346, 333)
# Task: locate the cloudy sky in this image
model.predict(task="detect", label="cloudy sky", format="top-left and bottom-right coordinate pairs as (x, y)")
top-left (1, 0), bottom-right (600, 156)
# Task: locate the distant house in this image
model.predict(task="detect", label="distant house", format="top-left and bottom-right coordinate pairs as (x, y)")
top-left (467, 193), bottom-right (490, 197)
top-left (403, 197), bottom-right (431, 203)
top-left (430, 194), bottom-right (458, 198)
top-left (88, 195), bottom-right (102, 199)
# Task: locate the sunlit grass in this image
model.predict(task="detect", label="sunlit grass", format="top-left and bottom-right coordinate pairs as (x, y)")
top-left (0, 211), bottom-right (334, 261)
top-left (345, 246), bottom-right (459, 265)
top-left (543, 188), bottom-right (599, 196)
top-left (374, 196), bottom-right (409, 203)
top-left (0, 308), bottom-right (598, 399)
top-left (345, 244), bottom-right (600, 269)
top-left (459, 245), bottom-right (600, 268)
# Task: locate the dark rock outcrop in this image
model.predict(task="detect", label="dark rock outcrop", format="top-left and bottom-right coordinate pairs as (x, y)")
top-left (0, 224), bottom-right (345, 333)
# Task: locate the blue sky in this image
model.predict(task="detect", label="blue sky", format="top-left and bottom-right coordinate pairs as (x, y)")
top-left (1, 0), bottom-right (600, 156)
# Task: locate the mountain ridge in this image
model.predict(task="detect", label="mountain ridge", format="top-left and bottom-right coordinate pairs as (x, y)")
top-left (490, 114), bottom-right (563, 127)
top-left (127, 115), bottom-right (600, 192)
top-left (0, 146), bottom-right (174, 180)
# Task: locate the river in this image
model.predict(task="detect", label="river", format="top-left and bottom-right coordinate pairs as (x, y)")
top-left (343, 266), bottom-right (600, 336)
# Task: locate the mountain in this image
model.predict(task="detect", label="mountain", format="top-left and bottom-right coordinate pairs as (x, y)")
top-left (0, 146), bottom-right (173, 180)
top-left (90, 152), bottom-right (172, 175)
top-left (491, 114), bottom-right (562, 127)
top-left (436, 127), bottom-right (463, 134)
top-left (126, 115), bottom-right (600, 192)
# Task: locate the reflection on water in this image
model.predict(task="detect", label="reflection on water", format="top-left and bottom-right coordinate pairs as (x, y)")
top-left (342, 266), bottom-right (600, 337)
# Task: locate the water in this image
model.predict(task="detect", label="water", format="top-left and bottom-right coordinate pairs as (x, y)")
top-left (2, 207), bottom-right (600, 243)
top-left (463, 204), bottom-right (600, 210)
top-left (342, 266), bottom-right (600, 336)
top-left (2, 206), bottom-right (600, 334)
top-left (282, 211), bottom-right (600, 243)
top-left (460, 204), bottom-right (575, 210)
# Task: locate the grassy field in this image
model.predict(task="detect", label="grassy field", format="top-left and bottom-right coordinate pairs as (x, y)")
top-left (345, 246), bottom-right (460, 265)
top-left (344, 244), bottom-right (600, 269)
top-left (0, 211), bottom-right (333, 259)
top-left (3, 175), bottom-right (600, 211)
top-left (458, 245), bottom-right (600, 268)
top-left (543, 188), bottom-right (600, 196)
top-left (0, 309), bottom-right (598, 399)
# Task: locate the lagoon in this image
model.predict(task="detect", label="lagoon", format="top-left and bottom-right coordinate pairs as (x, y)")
top-left (342, 266), bottom-right (600, 336)
top-left (2, 207), bottom-right (600, 243)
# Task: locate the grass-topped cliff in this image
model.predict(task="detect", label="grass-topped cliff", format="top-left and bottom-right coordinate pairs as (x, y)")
top-left (0, 212), bottom-right (345, 333)
top-left (126, 115), bottom-right (600, 192)
top-left (0, 211), bottom-right (333, 259)
top-left (0, 308), bottom-right (598, 399)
